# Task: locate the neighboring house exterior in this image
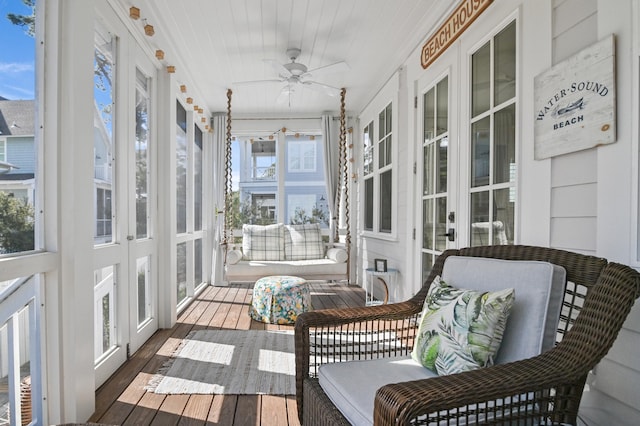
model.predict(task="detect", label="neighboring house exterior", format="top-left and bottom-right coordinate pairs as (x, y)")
top-left (236, 133), bottom-right (330, 227)
top-left (0, 100), bottom-right (114, 244)
top-left (0, 100), bottom-right (35, 204)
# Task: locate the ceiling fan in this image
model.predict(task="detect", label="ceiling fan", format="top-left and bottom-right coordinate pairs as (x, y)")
top-left (234, 48), bottom-right (349, 103)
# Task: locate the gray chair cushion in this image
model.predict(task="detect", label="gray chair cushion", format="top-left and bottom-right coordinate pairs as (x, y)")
top-left (441, 256), bottom-right (566, 364)
top-left (319, 356), bottom-right (436, 426)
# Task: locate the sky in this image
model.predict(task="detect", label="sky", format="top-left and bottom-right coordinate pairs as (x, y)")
top-left (0, 0), bottom-right (35, 100)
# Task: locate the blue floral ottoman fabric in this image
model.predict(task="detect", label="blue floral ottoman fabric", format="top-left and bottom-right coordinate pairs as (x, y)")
top-left (249, 275), bottom-right (312, 324)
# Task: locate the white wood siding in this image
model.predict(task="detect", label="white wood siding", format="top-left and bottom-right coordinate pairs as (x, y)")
top-left (550, 0), bottom-right (598, 256)
top-left (550, 0), bottom-right (640, 422)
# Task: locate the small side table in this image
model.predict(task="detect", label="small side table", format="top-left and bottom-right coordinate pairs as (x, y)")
top-left (364, 268), bottom-right (398, 306)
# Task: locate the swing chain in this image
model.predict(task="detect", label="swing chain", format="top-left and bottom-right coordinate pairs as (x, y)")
top-left (339, 88), bottom-right (350, 249)
top-left (224, 89), bottom-right (233, 246)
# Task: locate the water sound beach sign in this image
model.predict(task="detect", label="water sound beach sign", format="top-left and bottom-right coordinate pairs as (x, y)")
top-left (534, 35), bottom-right (616, 160)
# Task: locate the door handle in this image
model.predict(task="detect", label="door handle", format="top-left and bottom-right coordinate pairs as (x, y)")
top-left (439, 228), bottom-right (455, 242)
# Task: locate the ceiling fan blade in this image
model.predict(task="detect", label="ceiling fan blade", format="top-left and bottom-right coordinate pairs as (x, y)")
top-left (265, 59), bottom-right (292, 78)
top-left (232, 79), bottom-right (284, 86)
top-left (302, 80), bottom-right (341, 96)
top-left (303, 61), bottom-right (349, 78)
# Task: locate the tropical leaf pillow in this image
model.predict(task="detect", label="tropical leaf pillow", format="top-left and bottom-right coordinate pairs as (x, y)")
top-left (411, 276), bottom-right (515, 375)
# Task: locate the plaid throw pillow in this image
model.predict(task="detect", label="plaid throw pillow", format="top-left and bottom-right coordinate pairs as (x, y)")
top-left (242, 224), bottom-right (285, 261)
top-left (284, 223), bottom-right (325, 260)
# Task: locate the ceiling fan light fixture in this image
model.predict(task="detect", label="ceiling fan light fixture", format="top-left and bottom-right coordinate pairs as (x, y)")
top-left (284, 61), bottom-right (307, 76)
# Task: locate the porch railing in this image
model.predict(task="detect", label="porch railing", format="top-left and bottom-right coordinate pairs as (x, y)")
top-left (0, 276), bottom-right (42, 426)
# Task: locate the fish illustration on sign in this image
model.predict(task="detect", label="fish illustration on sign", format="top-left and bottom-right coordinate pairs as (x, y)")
top-left (556, 97), bottom-right (585, 116)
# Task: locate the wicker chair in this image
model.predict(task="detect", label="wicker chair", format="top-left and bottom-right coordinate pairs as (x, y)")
top-left (294, 245), bottom-right (640, 425)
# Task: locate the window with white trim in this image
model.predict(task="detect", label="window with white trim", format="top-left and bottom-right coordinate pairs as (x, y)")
top-left (363, 102), bottom-right (394, 234)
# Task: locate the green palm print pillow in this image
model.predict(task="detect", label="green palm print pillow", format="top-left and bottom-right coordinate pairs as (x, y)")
top-left (411, 276), bottom-right (515, 375)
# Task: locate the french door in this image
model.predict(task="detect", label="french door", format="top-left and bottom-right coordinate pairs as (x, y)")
top-left (93, 14), bottom-right (158, 386)
top-left (127, 55), bottom-right (158, 354)
top-left (417, 49), bottom-right (459, 284)
top-left (417, 16), bottom-right (518, 283)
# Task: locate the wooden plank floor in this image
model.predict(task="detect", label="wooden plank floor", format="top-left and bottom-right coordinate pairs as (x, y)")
top-left (89, 281), bottom-right (365, 426)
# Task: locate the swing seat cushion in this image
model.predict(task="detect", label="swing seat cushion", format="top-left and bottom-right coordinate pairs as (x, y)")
top-left (225, 223), bottom-right (348, 282)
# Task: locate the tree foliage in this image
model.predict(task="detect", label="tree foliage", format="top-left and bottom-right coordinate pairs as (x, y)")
top-left (227, 191), bottom-right (330, 229)
top-left (6, 0), bottom-right (35, 37)
top-left (289, 205), bottom-right (329, 226)
top-left (0, 192), bottom-right (35, 253)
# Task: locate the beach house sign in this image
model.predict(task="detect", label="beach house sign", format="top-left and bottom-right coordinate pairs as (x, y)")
top-left (534, 35), bottom-right (616, 160)
top-left (421, 0), bottom-right (493, 69)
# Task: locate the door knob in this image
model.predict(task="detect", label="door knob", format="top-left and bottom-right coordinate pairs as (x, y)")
top-left (439, 228), bottom-right (455, 242)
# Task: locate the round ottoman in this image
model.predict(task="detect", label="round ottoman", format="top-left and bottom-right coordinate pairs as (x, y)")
top-left (249, 275), bottom-right (312, 324)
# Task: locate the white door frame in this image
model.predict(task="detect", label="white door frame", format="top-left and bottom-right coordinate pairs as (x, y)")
top-left (414, 46), bottom-right (460, 284)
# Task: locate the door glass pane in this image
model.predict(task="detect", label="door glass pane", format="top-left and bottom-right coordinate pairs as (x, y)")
top-left (176, 101), bottom-right (187, 234)
top-left (494, 22), bottom-right (516, 106)
top-left (436, 77), bottom-right (448, 136)
top-left (96, 188), bottom-right (112, 239)
top-left (423, 88), bottom-right (435, 140)
top-left (423, 198), bottom-right (433, 250)
top-left (471, 41), bottom-right (490, 117)
top-left (470, 191), bottom-right (490, 247)
top-left (493, 188), bottom-right (514, 245)
top-left (194, 125), bottom-right (203, 231)
top-left (494, 104), bottom-right (516, 184)
top-left (136, 256), bottom-right (151, 326)
top-left (471, 117), bottom-right (490, 188)
top-left (176, 242), bottom-right (187, 303)
top-left (435, 196), bottom-right (447, 251)
top-left (94, 30), bottom-right (116, 245)
top-left (379, 170), bottom-right (392, 233)
top-left (378, 109), bottom-right (385, 142)
top-left (135, 69), bottom-right (150, 239)
top-left (436, 137), bottom-right (448, 194)
top-left (94, 265), bottom-right (116, 360)
top-left (101, 294), bottom-right (111, 353)
top-left (194, 238), bottom-right (202, 285)
top-left (385, 104), bottom-right (392, 134)
top-left (423, 143), bottom-right (434, 195)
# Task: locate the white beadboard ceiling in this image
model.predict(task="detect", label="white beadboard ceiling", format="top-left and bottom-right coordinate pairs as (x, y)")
top-left (121, 0), bottom-right (457, 117)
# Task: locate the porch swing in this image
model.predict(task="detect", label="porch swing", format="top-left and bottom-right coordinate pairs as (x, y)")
top-left (220, 88), bottom-right (351, 283)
